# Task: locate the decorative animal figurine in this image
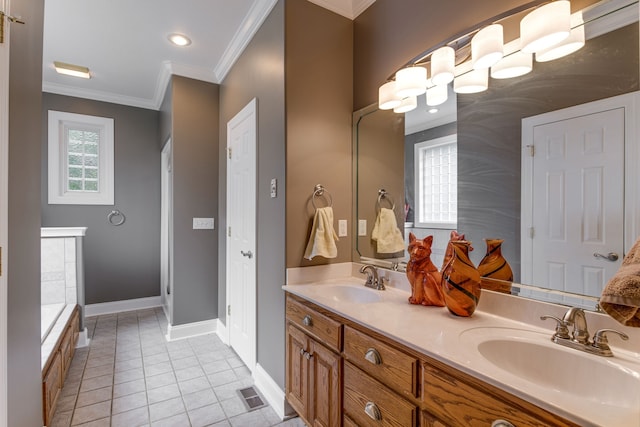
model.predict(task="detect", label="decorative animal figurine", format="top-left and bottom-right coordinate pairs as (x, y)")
top-left (406, 233), bottom-right (445, 306)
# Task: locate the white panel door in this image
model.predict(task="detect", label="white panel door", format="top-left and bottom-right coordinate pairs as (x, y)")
top-left (528, 108), bottom-right (624, 297)
top-left (226, 99), bottom-right (257, 371)
top-left (0, 2), bottom-right (9, 425)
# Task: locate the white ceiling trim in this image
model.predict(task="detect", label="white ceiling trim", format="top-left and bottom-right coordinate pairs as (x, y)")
top-left (214, 0), bottom-right (279, 83)
top-left (42, 81), bottom-right (158, 110)
top-left (306, 0), bottom-right (375, 20)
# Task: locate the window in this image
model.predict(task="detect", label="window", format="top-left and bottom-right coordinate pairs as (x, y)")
top-left (48, 111), bottom-right (114, 205)
top-left (414, 135), bottom-right (457, 228)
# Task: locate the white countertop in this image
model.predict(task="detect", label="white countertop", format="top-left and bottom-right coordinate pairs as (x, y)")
top-left (283, 267), bottom-right (640, 427)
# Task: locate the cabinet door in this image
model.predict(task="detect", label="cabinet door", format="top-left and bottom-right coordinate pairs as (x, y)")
top-left (286, 324), bottom-right (309, 419)
top-left (309, 339), bottom-right (341, 427)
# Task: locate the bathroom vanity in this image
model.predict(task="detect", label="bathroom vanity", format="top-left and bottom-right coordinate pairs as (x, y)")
top-left (284, 266), bottom-right (640, 427)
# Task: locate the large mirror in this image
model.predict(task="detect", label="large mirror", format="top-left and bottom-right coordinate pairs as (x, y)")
top-left (354, 0), bottom-right (639, 310)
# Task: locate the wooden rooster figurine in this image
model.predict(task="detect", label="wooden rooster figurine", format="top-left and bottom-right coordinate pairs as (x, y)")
top-left (406, 233), bottom-right (445, 306)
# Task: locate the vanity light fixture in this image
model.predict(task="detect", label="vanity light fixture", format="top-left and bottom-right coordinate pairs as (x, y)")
top-left (491, 50), bottom-right (533, 79)
top-left (426, 80), bottom-right (448, 106)
top-left (378, 81), bottom-right (402, 110)
top-left (520, 0), bottom-right (571, 53)
top-left (430, 46), bottom-right (456, 85)
top-left (472, 24), bottom-right (504, 69)
top-left (54, 61), bottom-right (91, 79)
top-left (168, 33), bottom-right (192, 46)
top-left (454, 68), bottom-right (488, 94)
top-left (395, 66), bottom-right (428, 98)
top-left (393, 96), bottom-right (417, 113)
top-left (535, 13), bottom-right (585, 62)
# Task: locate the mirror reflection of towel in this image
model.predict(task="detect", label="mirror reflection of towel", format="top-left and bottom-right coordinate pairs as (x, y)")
top-left (304, 207), bottom-right (339, 260)
top-left (601, 237), bottom-right (640, 327)
top-left (372, 208), bottom-right (405, 254)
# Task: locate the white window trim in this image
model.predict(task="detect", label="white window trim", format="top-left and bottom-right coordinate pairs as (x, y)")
top-left (414, 134), bottom-right (457, 229)
top-left (48, 110), bottom-right (114, 205)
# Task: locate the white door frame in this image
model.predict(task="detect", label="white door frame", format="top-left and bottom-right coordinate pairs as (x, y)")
top-left (521, 91), bottom-right (640, 284)
top-left (0, 1), bottom-right (10, 425)
top-left (160, 139), bottom-right (173, 324)
top-left (225, 98), bottom-right (257, 370)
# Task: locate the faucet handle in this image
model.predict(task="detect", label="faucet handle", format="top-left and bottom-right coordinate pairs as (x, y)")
top-left (592, 329), bottom-right (629, 355)
top-left (540, 315), bottom-right (571, 339)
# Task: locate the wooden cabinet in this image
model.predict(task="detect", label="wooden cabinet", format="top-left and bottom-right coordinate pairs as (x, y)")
top-left (286, 300), bottom-right (342, 427)
top-left (285, 293), bottom-right (576, 427)
top-left (42, 351), bottom-right (62, 426)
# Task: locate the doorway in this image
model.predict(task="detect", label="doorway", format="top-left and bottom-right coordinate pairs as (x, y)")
top-left (226, 99), bottom-right (257, 372)
top-left (161, 139), bottom-right (173, 323)
top-left (521, 92), bottom-right (639, 297)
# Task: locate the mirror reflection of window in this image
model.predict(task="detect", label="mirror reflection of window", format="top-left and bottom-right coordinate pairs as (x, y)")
top-left (415, 135), bottom-right (457, 229)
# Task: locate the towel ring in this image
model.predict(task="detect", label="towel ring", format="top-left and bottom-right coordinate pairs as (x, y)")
top-left (377, 189), bottom-right (395, 213)
top-left (312, 184), bottom-right (333, 209)
top-left (108, 209), bottom-right (126, 226)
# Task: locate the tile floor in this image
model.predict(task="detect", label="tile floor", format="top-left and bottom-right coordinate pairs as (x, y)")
top-left (50, 308), bottom-right (305, 427)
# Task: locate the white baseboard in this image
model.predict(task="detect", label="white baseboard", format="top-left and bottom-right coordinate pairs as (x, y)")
top-left (84, 296), bottom-right (162, 317)
top-left (253, 363), bottom-right (295, 421)
top-left (76, 328), bottom-right (91, 348)
top-left (165, 318), bottom-right (218, 342)
top-left (215, 319), bottom-right (229, 345)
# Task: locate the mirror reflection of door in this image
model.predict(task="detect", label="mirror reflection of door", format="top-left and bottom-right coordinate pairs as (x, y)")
top-left (522, 93), bottom-right (637, 300)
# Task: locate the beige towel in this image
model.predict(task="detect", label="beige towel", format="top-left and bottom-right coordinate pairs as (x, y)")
top-left (304, 207), bottom-right (339, 260)
top-left (371, 208), bottom-right (406, 254)
top-left (600, 237), bottom-right (640, 327)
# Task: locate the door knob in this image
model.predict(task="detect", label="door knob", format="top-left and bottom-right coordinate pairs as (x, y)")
top-left (593, 252), bottom-right (619, 262)
top-left (240, 250), bottom-right (253, 259)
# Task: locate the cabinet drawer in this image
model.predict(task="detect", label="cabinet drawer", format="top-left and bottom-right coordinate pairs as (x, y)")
top-left (344, 325), bottom-right (418, 398)
top-left (344, 362), bottom-right (418, 427)
top-left (42, 351), bottom-right (62, 426)
top-left (422, 362), bottom-right (570, 427)
top-left (286, 297), bottom-right (341, 351)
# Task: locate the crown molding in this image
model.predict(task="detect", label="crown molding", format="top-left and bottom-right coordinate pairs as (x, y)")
top-left (214, 0), bottom-right (279, 83)
top-left (42, 81), bottom-right (158, 110)
top-left (307, 0), bottom-right (376, 20)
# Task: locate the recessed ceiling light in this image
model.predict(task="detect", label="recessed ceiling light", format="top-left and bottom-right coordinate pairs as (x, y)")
top-left (54, 61), bottom-right (91, 79)
top-left (168, 33), bottom-right (192, 47)
top-left (428, 108), bottom-right (439, 114)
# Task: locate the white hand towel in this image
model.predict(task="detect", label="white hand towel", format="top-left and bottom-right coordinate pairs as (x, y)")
top-left (371, 207), bottom-right (406, 254)
top-left (304, 207), bottom-right (339, 260)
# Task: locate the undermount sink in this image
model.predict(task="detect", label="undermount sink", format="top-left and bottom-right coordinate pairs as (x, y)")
top-left (325, 285), bottom-right (383, 304)
top-left (459, 327), bottom-right (640, 411)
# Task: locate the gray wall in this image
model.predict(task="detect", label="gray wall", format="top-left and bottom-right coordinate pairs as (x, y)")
top-left (171, 76), bottom-right (220, 326)
top-left (41, 94), bottom-right (162, 304)
top-left (159, 79), bottom-right (173, 148)
top-left (218, 0), bottom-right (286, 386)
top-left (8, 0), bottom-right (45, 424)
top-left (457, 23), bottom-right (639, 279)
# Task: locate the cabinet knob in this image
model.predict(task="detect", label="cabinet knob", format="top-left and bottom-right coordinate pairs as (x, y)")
top-left (305, 351), bottom-right (313, 360)
top-left (364, 401), bottom-right (382, 421)
top-left (302, 315), bottom-right (313, 326)
top-left (492, 420), bottom-right (515, 427)
top-left (299, 348), bottom-right (306, 356)
top-left (364, 348), bottom-right (382, 365)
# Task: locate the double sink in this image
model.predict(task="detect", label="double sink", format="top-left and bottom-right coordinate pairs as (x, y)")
top-left (286, 279), bottom-right (640, 426)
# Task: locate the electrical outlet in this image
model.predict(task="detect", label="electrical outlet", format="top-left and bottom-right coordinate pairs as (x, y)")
top-left (270, 178), bottom-right (277, 198)
top-left (193, 218), bottom-right (215, 230)
top-left (338, 220), bottom-right (347, 237)
top-left (358, 219), bottom-right (367, 236)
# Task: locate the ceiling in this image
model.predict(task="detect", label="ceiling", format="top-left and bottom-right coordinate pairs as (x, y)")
top-left (42, 0), bottom-right (375, 110)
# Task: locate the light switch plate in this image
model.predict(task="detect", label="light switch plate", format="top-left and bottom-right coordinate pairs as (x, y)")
top-left (338, 220), bottom-right (347, 237)
top-left (358, 219), bottom-right (367, 236)
top-left (270, 178), bottom-right (277, 198)
top-left (193, 217), bottom-right (215, 230)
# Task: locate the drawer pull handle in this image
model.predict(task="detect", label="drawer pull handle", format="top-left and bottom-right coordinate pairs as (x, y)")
top-left (492, 420), bottom-right (515, 427)
top-left (300, 348), bottom-right (306, 356)
top-left (305, 351), bottom-right (313, 360)
top-left (302, 315), bottom-right (313, 326)
top-left (364, 402), bottom-right (382, 421)
top-left (364, 348), bottom-right (382, 365)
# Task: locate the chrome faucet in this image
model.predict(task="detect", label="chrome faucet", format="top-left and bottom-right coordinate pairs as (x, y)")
top-left (359, 265), bottom-right (385, 290)
top-left (541, 307), bottom-right (629, 357)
